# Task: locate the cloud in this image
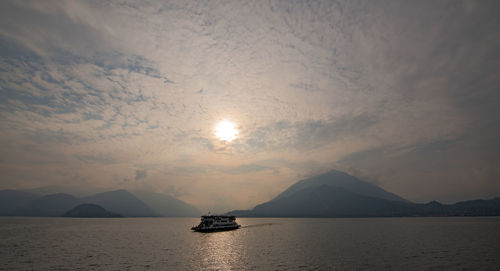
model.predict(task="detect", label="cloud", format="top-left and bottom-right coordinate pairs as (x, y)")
top-left (135, 169), bottom-right (147, 181)
top-left (1, 0), bottom-right (500, 210)
top-left (75, 154), bottom-right (118, 165)
top-left (224, 164), bottom-right (271, 175)
top-left (235, 114), bottom-right (376, 154)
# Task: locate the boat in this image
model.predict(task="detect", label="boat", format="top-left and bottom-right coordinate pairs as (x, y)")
top-left (191, 215), bottom-right (241, 232)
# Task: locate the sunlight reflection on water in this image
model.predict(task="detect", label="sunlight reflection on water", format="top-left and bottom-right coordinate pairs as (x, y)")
top-left (196, 230), bottom-right (242, 270)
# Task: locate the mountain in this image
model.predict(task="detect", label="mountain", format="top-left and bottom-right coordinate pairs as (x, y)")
top-left (21, 185), bottom-right (98, 197)
top-left (1, 188), bottom-right (201, 217)
top-left (228, 170), bottom-right (500, 217)
top-left (82, 190), bottom-right (157, 217)
top-left (14, 193), bottom-right (82, 217)
top-left (132, 190), bottom-right (201, 217)
top-left (63, 204), bottom-right (122, 217)
top-left (450, 198), bottom-right (500, 216)
top-left (272, 170), bottom-right (408, 203)
top-left (232, 185), bottom-right (416, 217)
top-left (0, 190), bottom-right (39, 215)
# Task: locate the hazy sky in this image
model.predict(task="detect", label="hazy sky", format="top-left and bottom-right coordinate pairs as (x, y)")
top-left (1, 0), bottom-right (499, 212)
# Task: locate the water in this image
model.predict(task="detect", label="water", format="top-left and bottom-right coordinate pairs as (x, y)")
top-left (1, 217), bottom-right (499, 270)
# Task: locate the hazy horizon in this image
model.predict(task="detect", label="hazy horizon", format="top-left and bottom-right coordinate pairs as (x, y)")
top-left (1, 0), bottom-right (500, 213)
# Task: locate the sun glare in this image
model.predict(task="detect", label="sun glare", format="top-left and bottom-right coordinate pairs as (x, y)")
top-left (215, 119), bottom-right (238, 142)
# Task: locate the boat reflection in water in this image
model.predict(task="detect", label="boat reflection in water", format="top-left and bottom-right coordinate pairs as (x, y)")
top-left (191, 215), bottom-right (241, 232)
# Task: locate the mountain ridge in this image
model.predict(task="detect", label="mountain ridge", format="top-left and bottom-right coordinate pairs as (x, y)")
top-left (0, 190), bottom-right (39, 215)
top-left (0, 188), bottom-right (201, 217)
top-left (272, 170), bottom-right (409, 203)
top-left (14, 193), bottom-right (82, 217)
top-left (82, 189), bottom-right (158, 217)
top-left (132, 190), bottom-right (201, 217)
top-left (228, 170), bottom-right (500, 217)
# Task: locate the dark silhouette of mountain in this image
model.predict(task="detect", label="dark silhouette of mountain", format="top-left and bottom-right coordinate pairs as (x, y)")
top-left (132, 190), bottom-right (201, 217)
top-left (0, 190), bottom-right (39, 215)
top-left (450, 198), bottom-right (500, 216)
top-left (228, 170), bottom-right (500, 217)
top-left (1, 188), bottom-right (200, 217)
top-left (21, 185), bottom-right (97, 197)
top-left (82, 189), bottom-right (156, 217)
top-left (272, 170), bottom-right (408, 203)
top-left (231, 185), bottom-right (416, 217)
top-left (63, 204), bottom-right (122, 217)
top-left (14, 193), bottom-right (82, 217)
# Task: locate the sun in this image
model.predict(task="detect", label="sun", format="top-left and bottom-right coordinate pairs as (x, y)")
top-left (215, 119), bottom-right (238, 142)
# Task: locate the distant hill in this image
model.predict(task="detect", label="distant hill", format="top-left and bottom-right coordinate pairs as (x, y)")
top-left (132, 190), bottom-right (201, 217)
top-left (228, 170), bottom-right (500, 217)
top-left (450, 198), bottom-right (500, 216)
top-left (82, 190), bottom-right (157, 217)
top-left (0, 188), bottom-right (201, 217)
top-left (14, 193), bottom-right (82, 217)
top-left (0, 190), bottom-right (39, 215)
top-left (21, 185), bottom-right (96, 197)
top-left (63, 204), bottom-right (122, 217)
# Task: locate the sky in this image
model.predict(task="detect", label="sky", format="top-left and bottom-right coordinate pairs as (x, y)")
top-left (1, 0), bottom-right (499, 212)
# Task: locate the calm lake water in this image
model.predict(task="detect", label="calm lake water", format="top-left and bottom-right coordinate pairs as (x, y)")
top-left (1, 217), bottom-right (499, 270)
